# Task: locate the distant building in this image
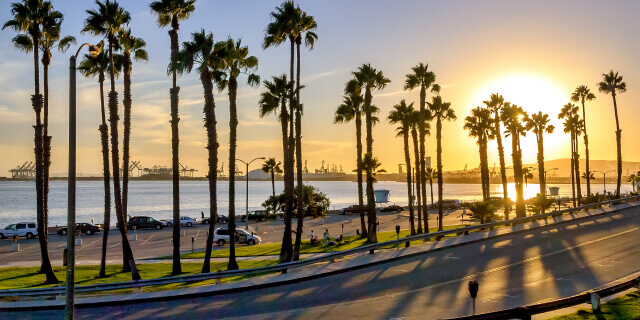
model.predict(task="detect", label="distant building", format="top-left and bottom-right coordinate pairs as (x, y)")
top-left (425, 156), bottom-right (432, 169)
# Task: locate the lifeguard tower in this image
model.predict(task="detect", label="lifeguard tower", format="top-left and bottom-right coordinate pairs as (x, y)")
top-left (374, 189), bottom-right (391, 204)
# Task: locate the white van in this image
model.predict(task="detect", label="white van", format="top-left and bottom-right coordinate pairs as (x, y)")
top-left (1, 222), bottom-right (38, 239)
top-left (213, 228), bottom-right (261, 246)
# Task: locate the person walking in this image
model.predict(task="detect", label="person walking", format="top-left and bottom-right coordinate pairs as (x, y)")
top-left (323, 229), bottom-right (330, 245)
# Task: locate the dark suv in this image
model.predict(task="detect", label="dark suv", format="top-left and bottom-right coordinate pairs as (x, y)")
top-left (241, 210), bottom-right (268, 222)
top-left (127, 216), bottom-right (164, 230)
top-left (340, 205), bottom-right (365, 214)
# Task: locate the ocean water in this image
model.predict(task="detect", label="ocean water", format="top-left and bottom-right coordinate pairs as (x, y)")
top-left (0, 180), bottom-right (632, 227)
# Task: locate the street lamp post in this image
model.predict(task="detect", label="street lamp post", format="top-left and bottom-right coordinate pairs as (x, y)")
top-left (594, 170), bottom-right (615, 194)
top-left (543, 168), bottom-right (558, 196)
top-left (236, 157), bottom-right (266, 229)
top-left (66, 43), bottom-right (100, 320)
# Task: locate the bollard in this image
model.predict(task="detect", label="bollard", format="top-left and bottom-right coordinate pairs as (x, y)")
top-left (591, 292), bottom-right (601, 311)
top-left (130, 230), bottom-right (138, 241)
top-left (216, 271), bottom-right (222, 284)
top-left (11, 243), bottom-right (20, 252)
top-left (191, 236), bottom-right (195, 253)
top-left (181, 229), bottom-right (186, 237)
top-left (63, 248), bottom-right (68, 266)
top-left (395, 225), bottom-right (400, 251)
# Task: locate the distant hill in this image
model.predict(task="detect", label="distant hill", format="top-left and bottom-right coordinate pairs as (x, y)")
top-left (523, 158), bottom-right (640, 177)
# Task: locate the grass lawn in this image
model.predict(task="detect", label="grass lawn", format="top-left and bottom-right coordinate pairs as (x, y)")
top-left (549, 291), bottom-right (640, 319)
top-left (179, 224), bottom-right (469, 259)
top-left (0, 260), bottom-right (277, 292)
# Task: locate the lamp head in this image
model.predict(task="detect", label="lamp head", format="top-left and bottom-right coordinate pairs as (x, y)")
top-left (89, 45), bottom-right (101, 58)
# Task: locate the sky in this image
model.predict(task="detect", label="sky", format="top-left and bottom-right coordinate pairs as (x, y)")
top-left (1, 0), bottom-right (639, 177)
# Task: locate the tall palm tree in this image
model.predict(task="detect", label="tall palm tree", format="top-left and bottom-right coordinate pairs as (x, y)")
top-left (262, 158), bottom-right (283, 197)
top-left (387, 99), bottom-right (416, 235)
top-left (40, 14), bottom-right (75, 264)
top-left (524, 111), bottom-right (555, 197)
top-left (83, 0), bottom-right (141, 280)
top-left (408, 108), bottom-right (430, 232)
top-left (286, 4), bottom-right (318, 262)
top-left (597, 70), bottom-right (626, 198)
top-left (427, 95), bottom-right (456, 230)
top-left (559, 103), bottom-right (583, 206)
top-left (3, 0), bottom-right (59, 284)
top-left (118, 28), bottom-right (147, 220)
top-left (425, 167), bottom-right (437, 207)
top-left (263, 0), bottom-right (298, 263)
top-left (149, 0), bottom-right (196, 276)
top-left (463, 107), bottom-right (494, 201)
top-left (405, 63), bottom-right (439, 232)
top-left (176, 29), bottom-right (219, 274)
top-left (571, 85), bottom-right (596, 196)
top-left (522, 167), bottom-right (534, 187)
top-left (351, 63), bottom-right (390, 243)
top-left (334, 83), bottom-right (369, 237)
top-left (77, 42), bottom-right (120, 278)
top-left (259, 75), bottom-right (290, 205)
top-left (483, 94), bottom-right (510, 219)
top-left (628, 173), bottom-right (638, 193)
top-left (212, 37), bottom-right (260, 270)
top-left (502, 104), bottom-right (527, 218)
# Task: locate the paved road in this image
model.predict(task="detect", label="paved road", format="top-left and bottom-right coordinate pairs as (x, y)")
top-left (0, 209), bottom-right (467, 266)
top-left (6, 205), bottom-right (640, 319)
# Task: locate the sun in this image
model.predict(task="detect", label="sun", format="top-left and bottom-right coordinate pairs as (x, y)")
top-left (468, 73), bottom-right (569, 163)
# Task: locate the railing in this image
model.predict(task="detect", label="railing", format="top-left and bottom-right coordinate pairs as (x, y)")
top-left (1, 195), bottom-right (639, 298)
top-left (442, 276), bottom-right (640, 320)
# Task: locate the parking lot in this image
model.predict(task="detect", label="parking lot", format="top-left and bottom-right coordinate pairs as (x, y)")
top-left (0, 208), bottom-right (469, 267)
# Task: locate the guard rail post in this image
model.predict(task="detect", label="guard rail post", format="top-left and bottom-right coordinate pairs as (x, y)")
top-left (590, 292), bottom-right (601, 311)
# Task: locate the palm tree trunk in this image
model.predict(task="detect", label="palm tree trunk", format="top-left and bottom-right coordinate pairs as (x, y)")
top-left (42, 57), bottom-right (54, 277)
top-left (271, 171), bottom-right (276, 197)
top-left (356, 116), bottom-right (367, 237)
top-left (98, 76), bottom-right (111, 278)
top-left (570, 130), bottom-right (576, 207)
top-left (436, 117), bottom-right (444, 231)
top-left (412, 129), bottom-right (422, 234)
top-left (494, 114), bottom-right (510, 219)
top-left (169, 22), bottom-right (182, 276)
top-left (537, 132), bottom-right (546, 197)
top-left (293, 41), bottom-right (304, 261)
top-left (108, 89), bottom-right (141, 280)
top-left (403, 125), bottom-right (415, 235)
top-left (418, 86), bottom-right (429, 233)
top-left (512, 131), bottom-right (525, 218)
top-left (611, 92), bottom-right (622, 198)
top-left (574, 135), bottom-right (582, 205)
top-left (478, 138), bottom-right (488, 201)
top-left (201, 70), bottom-right (218, 274)
top-left (365, 88), bottom-right (377, 243)
top-left (122, 55), bottom-right (131, 218)
top-left (228, 78), bottom-right (239, 270)
top-left (580, 100), bottom-right (591, 196)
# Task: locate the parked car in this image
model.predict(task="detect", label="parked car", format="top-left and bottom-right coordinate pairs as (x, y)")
top-left (162, 216), bottom-right (198, 227)
top-left (240, 210), bottom-right (268, 222)
top-left (0, 222), bottom-right (38, 239)
top-left (340, 204), bottom-right (365, 215)
top-left (429, 200), bottom-right (461, 210)
top-left (381, 204), bottom-right (404, 212)
top-left (201, 214), bottom-right (228, 225)
top-left (213, 227), bottom-right (261, 246)
top-left (127, 216), bottom-right (164, 230)
top-left (57, 223), bottom-right (100, 235)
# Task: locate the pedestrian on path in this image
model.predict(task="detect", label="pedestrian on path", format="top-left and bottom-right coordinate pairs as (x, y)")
top-left (324, 229), bottom-right (329, 245)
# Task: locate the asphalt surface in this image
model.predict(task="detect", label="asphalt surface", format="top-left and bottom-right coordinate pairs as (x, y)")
top-left (0, 208), bottom-right (467, 267)
top-left (4, 205), bottom-right (640, 319)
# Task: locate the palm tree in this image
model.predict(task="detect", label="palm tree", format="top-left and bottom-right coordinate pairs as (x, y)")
top-left (502, 104), bottom-right (527, 218)
top-left (468, 201), bottom-right (495, 224)
top-left (524, 111), bottom-right (555, 197)
top-left (597, 70), bottom-right (626, 198)
top-left (425, 167), bottom-right (437, 208)
top-left (427, 95), bottom-right (456, 230)
top-left (83, 0), bottom-right (141, 280)
top-left (483, 93), bottom-right (510, 219)
top-left (259, 75), bottom-right (290, 210)
top-left (571, 85), bottom-right (596, 196)
top-left (263, 0), bottom-right (298, 263)
top-left (77, 42), bottom-right (120, 278)
top-left (334, 83), bottom-right (370, 237)
top-left (289, 9), bottom-right (318, 262)
top-left (405, 63), bottom-right (439, 232)
top-left (3, 0), bottom-right (59, 284)
top-left (40, 15), bottom-right (75, 264)
top-left (559, 103), bottom-right (583, 207)
top-left (212, 37), bottom-right (260, 270)
top-left (388, 99), bottom-right (416, 235)
top-left (408, 108), bottom-right (430, 233)
top-left (149, 0), bottom-right (196, 276)
top-left (582, 171), bottom-right (595, 182)
top-left (176, 29), bottom-right (219, 274)
top-left (522, 167), bottom-right (534, 187)
top-left (351, 63), bottom-right (390, 243)
top-left (262, 158), bottom-right (283, 196)
top-left (463, 107), bottom-right (494, 201)
top-left (628, 173), bottom-right (638, 193)
top-left (118, 28), bottom-right (147, 220)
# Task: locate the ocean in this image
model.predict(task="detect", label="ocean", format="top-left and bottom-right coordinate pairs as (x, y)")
top-left (0, 180), bottom-right (632, 227)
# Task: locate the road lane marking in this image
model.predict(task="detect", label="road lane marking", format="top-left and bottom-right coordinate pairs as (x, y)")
top-left (140, 234), bottom-right (155, 245)
top-left (110, 241), bottom-right (122, 248)
top-left (77, 238), bottom-right (102, 252)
